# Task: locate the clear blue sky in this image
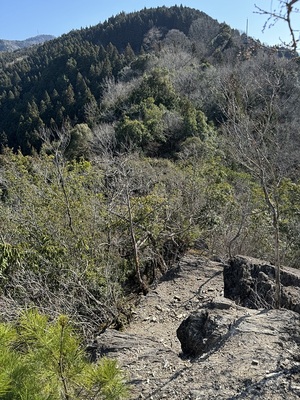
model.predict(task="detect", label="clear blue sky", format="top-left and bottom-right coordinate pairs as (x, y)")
top-left (0, 0), bottom-right (297, 47)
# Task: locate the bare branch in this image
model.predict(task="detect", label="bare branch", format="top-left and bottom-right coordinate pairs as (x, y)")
top-left (255, 0), bottom-right (300, 52)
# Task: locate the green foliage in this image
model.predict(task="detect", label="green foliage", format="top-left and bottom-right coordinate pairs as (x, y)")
top-left (0, 310), bottom-right (128, 399)
top-left (276, 178), bottom-right (300, 266)
top-left (115, 97), bottom-right (167, 152)
top-left (0, 5), bottom-right (214, 153)
top-left (85, 358), bottom-right (129, 400)
top-left (116, 116), bottom-right (149, 150)
top-left (65, 123), bottom-right (93, 160)
top-left (0, 150), bottom-right (126, 331)
top-left (140, 97), bottom-right (166, 142)
top-left (0, 242), bottom-right (20, 280)
top-left (180, 99), bottom-right (213, 141)
top-left (131, 68), bottom-right (179, 109)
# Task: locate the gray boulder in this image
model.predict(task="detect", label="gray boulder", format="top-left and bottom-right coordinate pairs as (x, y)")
top-left (176, 299), bottom-right (242, 357)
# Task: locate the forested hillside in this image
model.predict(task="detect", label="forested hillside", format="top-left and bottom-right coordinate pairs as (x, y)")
top-left (0, 5), bottom-right (300, 398)
top-left (0, 5), bottom-right (242, 153)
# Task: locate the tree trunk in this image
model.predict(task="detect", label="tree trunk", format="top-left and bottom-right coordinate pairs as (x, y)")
top-left (125, 184), bottom-right (148, 295)
top-left (261, 175), bottom-right (281, 309)
top-left (274, 215), bottom-right (281, 309)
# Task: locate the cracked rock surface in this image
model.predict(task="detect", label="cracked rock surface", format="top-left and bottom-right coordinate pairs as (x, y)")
top-left (96, 254), bottom-right (300, 399)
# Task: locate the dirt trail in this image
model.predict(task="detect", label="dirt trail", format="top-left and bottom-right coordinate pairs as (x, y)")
top-left (99, 255), bottom-right (225, 399)
top-left (127, 255), bottom-right (223, 352)
top-left (97, 254), bottom-right (300, 399)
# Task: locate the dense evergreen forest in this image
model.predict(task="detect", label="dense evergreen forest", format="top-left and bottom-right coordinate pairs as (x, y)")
top-left (0, 5), bottom-right (300, 398)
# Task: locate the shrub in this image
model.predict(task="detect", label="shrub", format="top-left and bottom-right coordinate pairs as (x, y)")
top-left (0, 309), bottom-right (128, 399)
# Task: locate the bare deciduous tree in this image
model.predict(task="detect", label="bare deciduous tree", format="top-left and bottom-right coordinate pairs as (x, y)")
top-left (220, 55), bottom-right (300, 308)
top-left (255, 0), bottom-right (300, 52)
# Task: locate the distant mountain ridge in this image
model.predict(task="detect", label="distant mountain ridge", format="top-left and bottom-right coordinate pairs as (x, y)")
top-left (0, 34), bottom-right (55, 52)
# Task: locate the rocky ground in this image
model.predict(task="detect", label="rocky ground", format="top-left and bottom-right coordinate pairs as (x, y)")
top-left (96, 254), bottom-right (300, 399)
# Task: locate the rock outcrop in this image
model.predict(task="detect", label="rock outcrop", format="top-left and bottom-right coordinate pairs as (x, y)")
top-left (224, 255), bottom-right (300, 312)
top-left (176, 299), bottom-right (235, 357)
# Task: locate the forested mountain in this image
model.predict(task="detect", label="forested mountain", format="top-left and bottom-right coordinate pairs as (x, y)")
top-left (0, 5), bottom-right (246, 153)
top-left (0, 6), bottom-right (300, 396)
top-left (0, 34), bottom-right (55, 52)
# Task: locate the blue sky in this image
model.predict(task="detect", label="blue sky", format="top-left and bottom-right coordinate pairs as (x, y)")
top-left (0, 0), bottom-right (297, 47)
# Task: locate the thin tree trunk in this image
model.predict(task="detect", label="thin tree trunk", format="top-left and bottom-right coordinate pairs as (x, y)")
top-left (125, 184), bottom-right (148, 295)
top-left (274, 216), bottom-right (281, 309)
top-left (55, 153), bottom-right (74, 233)
top-left (261, 174), bottom-right (281, 308)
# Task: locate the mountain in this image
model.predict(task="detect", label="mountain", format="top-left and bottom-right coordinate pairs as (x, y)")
top-left (0, 34), bottom-right (55, 52)
top-left (0, 5), bottom-right (294, 155)
top-left (0, 5), bottom-right (242, 153)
